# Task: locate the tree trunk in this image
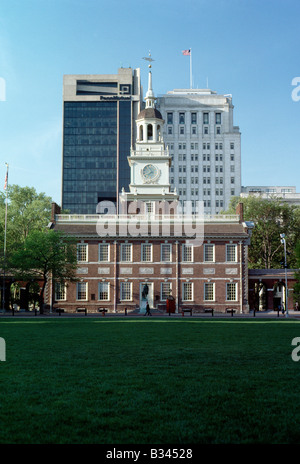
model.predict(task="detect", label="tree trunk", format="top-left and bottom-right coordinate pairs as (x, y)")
top-left (39, 278), bottom-right (47, 314)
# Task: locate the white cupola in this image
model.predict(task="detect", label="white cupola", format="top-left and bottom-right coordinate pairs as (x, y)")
top-left (120, 54), bottom-right (178, 214)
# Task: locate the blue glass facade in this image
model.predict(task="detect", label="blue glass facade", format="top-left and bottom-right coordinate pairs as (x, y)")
top-left (62, 100), bottom-right (132, 214)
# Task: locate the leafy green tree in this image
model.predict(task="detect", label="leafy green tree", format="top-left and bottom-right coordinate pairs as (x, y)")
top-left (8, 229), bottom-right (78, 313)
top-left (0, 185), bottom-right (52, 253)
top-left (294, 242), bottom-right (300, 305)
top-left (225, 196), bottom-right (300, 269)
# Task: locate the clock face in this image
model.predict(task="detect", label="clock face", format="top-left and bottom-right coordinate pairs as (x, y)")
top-left (142, 164), bottom-right (159, 183)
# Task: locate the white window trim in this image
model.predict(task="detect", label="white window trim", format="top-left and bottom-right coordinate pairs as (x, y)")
top-left (55, 282), bottom-right (66, 301)
top-left (204, 282), bottom-right (215, 302)
top-left (161, 282), bottom-right (172, 301)
top-left (161, 243), bottom-right (172, 262)
top-left (141, 243), bottom-right (153, 262)
top-left (77, 243), bottom-right (88, 263)
top-left (98, 281), bottom-right (110, 301)
top-left (182, 282), bottom-right (194, 301)
top-left (98, 243), bottom-right (110, 262)
top-left (76, 282), bottom-right (88, 301)
top-left (226, 244), bottom-right (237, 263)
top-left (182, 244), bottom-right (194, 263)
top-left (121, 243), bottom-right (132, 262)
top-left (120, 282), bottom-right (132, 301)
top-left (226, 282), bottom-right (238, 301)
top-left (204, 243), bottom-right (215, 263)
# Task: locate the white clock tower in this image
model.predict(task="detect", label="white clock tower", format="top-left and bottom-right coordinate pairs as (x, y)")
top-left (121, 57), bottom-right (178, 214)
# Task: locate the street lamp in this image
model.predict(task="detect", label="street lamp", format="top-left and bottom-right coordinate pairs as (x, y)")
top-left (280, 233), bottom-right (289, 317)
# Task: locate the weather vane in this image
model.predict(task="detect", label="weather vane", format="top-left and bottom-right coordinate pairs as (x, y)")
top-left (142, 51), bottom-right (154, 68)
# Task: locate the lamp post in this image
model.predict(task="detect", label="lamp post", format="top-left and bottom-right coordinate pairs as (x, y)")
top-left (280, 233), bottom-right (289, 318)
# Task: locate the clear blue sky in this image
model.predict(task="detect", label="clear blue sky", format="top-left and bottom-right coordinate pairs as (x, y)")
top-left (0, 0), bottom-right (299, 205)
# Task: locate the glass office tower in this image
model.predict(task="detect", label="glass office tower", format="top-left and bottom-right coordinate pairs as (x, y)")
top-left (62, 69), bottom-right (142, 214)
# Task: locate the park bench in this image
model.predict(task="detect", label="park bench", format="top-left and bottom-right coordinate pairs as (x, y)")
top-left (76, 307), bottom-right (87, 315)
top-left (204, 308), bottom-right (214, 316)
top-left (98, 308), bottom-right (108, 316)
top-left (181, 308), bottom-right (192, 317)
top-left (56, 308), bottom-right (65, 316)
top-left (226, 308), bottom-right (236, 317)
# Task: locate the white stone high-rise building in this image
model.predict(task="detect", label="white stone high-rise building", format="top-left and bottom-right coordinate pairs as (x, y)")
top-left (156, 89), bottom-right (241, 214)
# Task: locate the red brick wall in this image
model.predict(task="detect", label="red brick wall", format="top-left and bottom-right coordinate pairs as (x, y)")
top-left (51, 238), bottom-right (249, 314)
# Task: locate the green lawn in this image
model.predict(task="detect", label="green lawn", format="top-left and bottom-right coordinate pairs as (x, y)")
top-left (1, 317), bottom-right (300, 444)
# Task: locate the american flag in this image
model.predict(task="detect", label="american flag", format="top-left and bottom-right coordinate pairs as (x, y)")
top-left (4, 169), bottom-right (8, 190)
top-left (182, 49), bottom-right (191, 56)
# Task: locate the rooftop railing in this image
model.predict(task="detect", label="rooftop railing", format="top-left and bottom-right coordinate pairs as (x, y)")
top-left (55, 214), bottom-right (240, 223)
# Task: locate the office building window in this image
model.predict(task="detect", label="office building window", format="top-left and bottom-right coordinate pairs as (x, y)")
top-left (99, 282), bottom-right (110, 301)
top-left (204, 244), bottom-right (215, 262)
top-left (167, 113), bottom-right (173, 124)
top-left (203, 112), bottom-right (209, 124)
top-left (120, 282), bottom-right (132, 301)
top-left (121, 243), bottom-right (132, 262)
top-left (215, 113), bottom-right (221, 124)
top-left (230, 142), bottom-right (235, 149)
top-left (77, 243), bottom-right (88, 262)
top-left (141, 243), bottom-right (152, 262)
top-left (77, 282), bottom-right (88, 300)
top-left (191, 112), bottom-right (197, 124)
top-left (204, 282), bottom-right (215, 301)
top-left (226, 283), bottom-right (237, 301)
top-left (99, 243), bottom-right (110, 262)
top-left (179, 113), bottom-right (185, 124)
top-left (161, 244), bottom-right (172, 262)
top-left (183, 282), bottom-right (193, 301)
top-left (161, 282), bottom-right (172, 301)
top-left (226, 244), bottom-right (237, 262)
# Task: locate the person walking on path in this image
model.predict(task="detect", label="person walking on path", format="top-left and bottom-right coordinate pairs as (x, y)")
top-left (144, 301), bottom-right (152, 316)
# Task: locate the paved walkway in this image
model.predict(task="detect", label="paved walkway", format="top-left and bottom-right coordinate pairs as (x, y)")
top-left (1, 309), bottom-right (300, 319)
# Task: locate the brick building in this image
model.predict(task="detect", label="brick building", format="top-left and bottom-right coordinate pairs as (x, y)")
top-left (49, 206), bottom-right (253, 314)
top-left (248, 269), bottom-right (297, 312)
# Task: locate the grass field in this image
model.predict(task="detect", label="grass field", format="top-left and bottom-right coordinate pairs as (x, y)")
top-left (1, 316), bottom-right (300, 444)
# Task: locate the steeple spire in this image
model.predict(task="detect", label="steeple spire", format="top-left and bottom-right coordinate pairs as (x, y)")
top-left (143, 52), bottom-right (155, 108)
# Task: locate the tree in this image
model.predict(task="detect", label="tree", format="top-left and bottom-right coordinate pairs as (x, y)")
top-left (0, 185), bottom-right (52, 253)
top-left (8, 229), bottom-right (78, 313)
top-left (224, 196), bottom-right (300, 269)
top-left (294, 241), bottom-right (300, 305)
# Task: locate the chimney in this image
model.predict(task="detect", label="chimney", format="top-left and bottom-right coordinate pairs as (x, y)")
top-left (236, 202), bottom-right (244, 222)
top-left (51, 202), bottom-right (61, 223)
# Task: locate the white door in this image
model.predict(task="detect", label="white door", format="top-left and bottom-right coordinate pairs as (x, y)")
top-left (140, 282), bottom-right (154, 312)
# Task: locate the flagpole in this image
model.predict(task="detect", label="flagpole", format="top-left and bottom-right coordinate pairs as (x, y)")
top-left (2, 163), bottom-right (8, 311)
top-left (190, 48), bottom-right (192, 89)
